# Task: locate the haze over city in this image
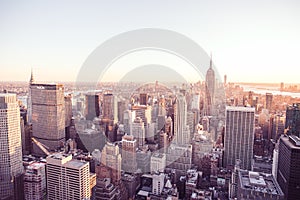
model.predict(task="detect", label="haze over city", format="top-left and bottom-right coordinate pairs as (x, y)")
top-left (1, 0), bottom-right (300, 83)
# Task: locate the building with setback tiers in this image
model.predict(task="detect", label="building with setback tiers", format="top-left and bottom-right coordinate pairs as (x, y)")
top-left (205, 54), bottom-right (215, 115)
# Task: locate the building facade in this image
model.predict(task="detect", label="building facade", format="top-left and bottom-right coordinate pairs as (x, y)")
top-left (277, 135), bottom-right (300, 200)
top-left (121, 134), bottom-right (138, 173)
top-left (46, 153), bottom-right (91, 200)
top-left (24, 162), bottom-right (46, 200)
top-left (31, 83), bottom-right (65, 155)
top-left (85, 94), bottom-right (100, 121)
top-left (285, 103), bottom-right (300, 137)
top-left (0, 93), bottom-right (24, 200)
top-left (224, 106), bottom-right (255, 170)
top-left (132, 117), bottom-right (145, 148)
top-left (173, 94), bottom-right (190, 146)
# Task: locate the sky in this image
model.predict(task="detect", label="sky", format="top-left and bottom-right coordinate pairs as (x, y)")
top-left (0, 0), bottom-right (300, 83)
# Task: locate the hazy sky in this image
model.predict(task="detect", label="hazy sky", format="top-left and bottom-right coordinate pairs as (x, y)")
top-left (1, 0), bottom-right (300, 83)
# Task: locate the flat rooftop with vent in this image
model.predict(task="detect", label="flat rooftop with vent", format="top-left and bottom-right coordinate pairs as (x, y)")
top-left (238, 170), bottom-right (284, 199)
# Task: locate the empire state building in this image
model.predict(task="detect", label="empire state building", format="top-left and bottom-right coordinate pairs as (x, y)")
top-left (205, 54), bottom-right (215, 115)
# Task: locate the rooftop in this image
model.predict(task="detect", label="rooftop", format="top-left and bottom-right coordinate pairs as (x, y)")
top-left (226, 106), bottom-right (255, 112)
top-left (280, 135), bottom-right (300, 149)
top-left (47, 153), bottom-right (88, 169)
top-left (239, 170), bottom-right (284, 196)
top-left (289, 135), bottom-right (300, 147)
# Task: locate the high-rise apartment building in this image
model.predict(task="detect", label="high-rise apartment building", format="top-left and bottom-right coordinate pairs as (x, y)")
top-left (277, 135), bottom-right (300, 200)
top-left (31, 83), bottom-right (65, 155)
top-left (46, 153), bottom-right (91, 200)
top-left (0, 93), bottom-right (24, 200)
top-left (224, 106), bottom-right (255, 170)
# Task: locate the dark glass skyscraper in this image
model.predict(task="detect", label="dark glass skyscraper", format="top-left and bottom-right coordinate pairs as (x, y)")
top-left (277, 135), bottom-right (300, 200)
top-left (85, 94), bottom-right (100, 120)
top-left (285, 103), bottom-right (300, 137)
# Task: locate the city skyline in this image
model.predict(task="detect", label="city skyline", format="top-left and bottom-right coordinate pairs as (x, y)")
top-left (1, 2), bottom-right (300, 199)
top-left (1, 1), bottom-right (300, 83)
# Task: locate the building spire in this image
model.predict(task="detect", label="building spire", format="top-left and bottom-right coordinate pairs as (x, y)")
top-left (29, 68), bottom-right (35, 84)
top-left (210, 52), bottom-right (213, 69)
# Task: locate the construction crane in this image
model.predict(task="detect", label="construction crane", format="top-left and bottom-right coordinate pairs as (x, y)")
top-left (31, 137), bottom-right (51, 156)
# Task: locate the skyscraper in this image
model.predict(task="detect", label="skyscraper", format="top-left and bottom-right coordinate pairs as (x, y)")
top-left (27, 69), bottom-right (34, 124)
top-left (46, 153), bottom-right (91, 200)
top-left (132, 117), bottom-right (145, 148)
top-left (31, 83), bottom-right (65, 155)
top-left (285, 103), bottom-right (300, 137)
top-left (85, 94), bottom-right (100, 120)
top-left (139, 93), bottom-right (148, 105)
top-left (131, 105), bottom-right (152, 139)
top-left (205, 54), bottom-right (215, 115)
top-left (277, 135), bottom-right (300, 200)
top-left (173, 94), bottom-right (190, 145)
top-left (266, 92), bottom-right (273, 110)
top-left (224, 106), bottom-right (255, 170)
top-left (248, 91), bottom-right (254, 107)
top-left (121, 134), bottom-right (138, 173)
top-left (0, 93), bottom-right (24, 200)
top-left (102, 93), bottom-right (118, 123)
top-left (98, 142), bottom-right (122, 185)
